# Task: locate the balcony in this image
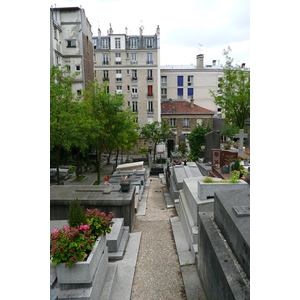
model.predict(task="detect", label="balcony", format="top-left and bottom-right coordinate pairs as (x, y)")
top-left (147, 77), bottom-right (153, 81)
top-left (131, 93), bottom-right (138, 98)
top-left (131, 77), bottom-right (138, 82)
top-left (102, 61), bottom-right (109, 65)
top-left (146, 60), bottom-right (153, 64)
top-left (102, 77), bottom-right (109, 82)
top-left (147, 93), bottom-right (154, 97)
top-left (147, 110), bottom-right (154, 114)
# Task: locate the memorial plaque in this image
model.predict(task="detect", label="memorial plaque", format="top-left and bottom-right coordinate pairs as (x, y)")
top-left (220, 150), bottom-right (238, 167)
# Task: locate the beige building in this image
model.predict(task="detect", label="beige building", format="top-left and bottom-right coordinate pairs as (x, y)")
top-left (50, 6), bottom-right (94, 96)
top-left (160, 54), bottom-right (224, 114)
top-left (93, 24), bottom-right (161, 126)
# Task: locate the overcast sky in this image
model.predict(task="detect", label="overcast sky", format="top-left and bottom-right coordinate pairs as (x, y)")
top-left (49, 0), bottom-right (250, 68)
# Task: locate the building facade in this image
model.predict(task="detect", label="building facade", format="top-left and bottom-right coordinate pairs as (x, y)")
top-left (50, 6), bottom-right (94, 96)
top-left (92, 24), bottom-right (161, 127)
top-left (161, 98), bottom-right (215, 147)
top-left (160, 55), bottom-right (224, 114)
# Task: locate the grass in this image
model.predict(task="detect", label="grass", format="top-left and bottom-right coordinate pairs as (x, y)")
top-left (72, 176), bottom-right (85, 182)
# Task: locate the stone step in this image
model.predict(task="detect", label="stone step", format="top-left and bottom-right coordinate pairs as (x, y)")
top-left (163, 191), bottom-right (175, 209)
top-left (108, 227), bottom-right (129, 261)
top-left (106, 218), bottom-right (124, 253)
top-left (170, 216), bottom-right (195, 266)
top-left (99, 262), bottom-right (118, 300)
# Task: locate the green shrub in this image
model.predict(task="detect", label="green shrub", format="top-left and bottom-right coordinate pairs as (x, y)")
top-left (230, 170), bottom-right (240, 183)
top-left (68, 165), bottom-right (76, 174)
top-left (203, 177), bottom-right (213, 183)
top-left (233, 158), bottom-right (240, 171)
top-left (68, 198), bottom-right (87, 228)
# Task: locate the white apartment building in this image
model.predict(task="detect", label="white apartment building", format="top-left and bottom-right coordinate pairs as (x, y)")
top-left (161, 54), bottom-right (224, 115)
top-left (93, 24), bottom-right (161, 126)
top-left (50, 6), bottom-right (94, 96)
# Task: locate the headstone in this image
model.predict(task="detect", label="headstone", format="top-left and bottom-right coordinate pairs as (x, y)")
top-left (203, 131), bottom-right (221, 163)
top-left (197, 188), bottom-right (250, 300)
top-left (211, 149), bottom-right (238, 179)
top-left (234, 129), bottom-right (248, 157)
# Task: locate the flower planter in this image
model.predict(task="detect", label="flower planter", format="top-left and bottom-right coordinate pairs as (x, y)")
top-left (120, 182), bottom-right (130, 192)
top-left (56, 235), bottom-right (106, 284)
top-left (221, 166), bottom-right (230, 174)
top-left (198, 178), bottom-right (248, 200)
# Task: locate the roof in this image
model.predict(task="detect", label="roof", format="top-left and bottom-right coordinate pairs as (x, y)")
top-left (161, 100), bottom-right (215, 115)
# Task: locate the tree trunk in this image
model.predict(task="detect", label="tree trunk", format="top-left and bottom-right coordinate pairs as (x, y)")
top-left (76, 150), bottom-right (80, 180)
top-left (56, 146), bottom-right (61, 185)
top-left (115, 148), bottom-right (119, 171)
top-left (98, 150), bottom-right (101, 185)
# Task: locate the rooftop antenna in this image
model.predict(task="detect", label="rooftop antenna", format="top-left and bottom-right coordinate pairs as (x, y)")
top-left (198, 43), bottom-right (203, 53)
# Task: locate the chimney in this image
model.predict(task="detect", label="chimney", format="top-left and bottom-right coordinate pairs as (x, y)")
top-left (156, 25), bottom-right (160, 35)
top-left (212, 60), bottom-right (216, 66)
top-left (190, 98), bottom-right (194, 108)
top-left (98, 28), bottom-right (101, 39)
top-left (125, 27), bottom-right (128, 35)
top-left (241, 63), bottom-right (246, 69)
top-left (196, 54), bottom-right (204, 69)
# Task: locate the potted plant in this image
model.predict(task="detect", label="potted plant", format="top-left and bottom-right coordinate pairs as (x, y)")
top-left (120, 175), bottom-right (131, 192)
top-left (50, 207), bottom-right (114, 284)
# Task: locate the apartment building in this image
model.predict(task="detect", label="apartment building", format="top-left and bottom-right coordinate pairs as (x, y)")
top-left (92, 24), bottom-right (161, 126)
top-left (50, 6), bottom-right (94, 96)
top-left (160, 54), bottom-right (224, 114)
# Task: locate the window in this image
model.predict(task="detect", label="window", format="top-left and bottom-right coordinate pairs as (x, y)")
top-left (161, 88), bottom-right (167, 98)
top-left (67, 39), bottom-right (76, 48)
top-left (147, 53), bottom-right (152, 64)
top-left (146, 37), bottom-right (154, 48)
top-left (103, 70), bottom-right (109, 81)
top-left (131, 70), bottom-right (137, 81)
top-left (132, 101), bottom-right (138, 112)
top-left (177, 88), bottom-right (183, 99)
top-left (115, 38), bottom-right (121, 49)
top-left (116, 70), bottom-right (122, 81)
top-left (188, 76), bottom-right (193, 86)
top-left (148, 117), bottom-right (154, 124)
top-left (93, 39), bottom-right (97, 49)
top-left (103, 53), bottom-right (109, 65)
top-left (76, 65), bottom-right (80, 71)
top-left (116, 86), bottom-right (122, 94)
top-left (86, 36), bottom-right (89, 54)
top-left (54, 28), bottom-right (57, 39)
top-left (95, 70), bottom-right (97, 78)
top-left (131, 53), bottom-right (137, 63)
top-left (147, 101), bottom-right (153, 113)
top-left (147, 70), bottom-right (153, 80)
top-left (130, 38), bottom-right (138, 49)
top-left (102, 38), bottom-right (109, 49)
top-left (197, 119), bottom-right (203, 126)
top-left (161, 76), bottom-right (167, 86)
top-left (115, 53), bottom-right (121, 65)
top-left (177, 76), bottom-right (183, 86)
top-left (170, 118), bottom-right (176, 127)
top-left (183, 118), bottom-right (190, 127)
top-left (188, 88), bottom-right (193, 97)
top-left (147, 85), bottom-right (153, 97)
top-left (94, 54), bottom-right (96, 62)
top-left (132, 86), bottom-right (138, 97)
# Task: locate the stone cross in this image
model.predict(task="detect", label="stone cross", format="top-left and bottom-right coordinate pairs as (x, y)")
top-left (234, 129), bottom-right (248, 157)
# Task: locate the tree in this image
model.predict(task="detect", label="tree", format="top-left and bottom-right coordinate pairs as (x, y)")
top-left (83, 81), bottom-right (138, 184)
top-left (210, 46), bottom-right (250, 129)
top-left (50, 65), bottom-right (78, 184)
top-left (140, 120), bottom-right (174, 162)
top-left (188, 124), bottom-right (210, 161)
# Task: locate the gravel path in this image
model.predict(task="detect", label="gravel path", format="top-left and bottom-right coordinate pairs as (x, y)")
top-left (131, 178), bottom-right (186, 300)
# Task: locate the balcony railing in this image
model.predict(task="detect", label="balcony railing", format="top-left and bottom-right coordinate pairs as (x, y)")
top-left (147, 77), bottom-right (153, 81)
top-left (147, 110), bottom-right (154, 114)
top-left (147, 93), bottom-right (154, 97)
top-left (102, 77), bottom-right (109, 82)
top-left (102, 61), bottom-right (109, 65)
top-left (146, 60), bottom-right (153, 64)
top-left (131, 77), bottom-right (138, 82)
top-left (132, 93), bottom-right (138, 98)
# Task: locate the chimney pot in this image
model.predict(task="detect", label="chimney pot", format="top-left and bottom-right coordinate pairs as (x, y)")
top-left (190, 98), bottom-right (194, 108)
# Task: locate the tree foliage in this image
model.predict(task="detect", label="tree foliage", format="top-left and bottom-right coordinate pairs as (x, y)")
top-left (139, 120), bottom-right (174, 162)
top-left (210, 46), bottom-right (250, 129)
top-left (188, 124), bottom-right (210, 161)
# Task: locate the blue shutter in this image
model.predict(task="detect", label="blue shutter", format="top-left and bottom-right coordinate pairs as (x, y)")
top-left (188, 88), bottom-right (193, 96)
top-left (177, 88), bottom-right (183, 96)
top-left (177, 76), bottom-right (183, 86)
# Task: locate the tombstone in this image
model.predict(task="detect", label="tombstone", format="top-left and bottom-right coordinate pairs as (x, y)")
top-left (178, 134), bottom-right (186, 146)
top-left (211, 149), bottom-right (238, 179)
top-left (212, 116), bottom-right (225, 133)
top-left (197, 188), bottom-right (250, 300)
top-left (234, 129), bottom-right (248, 157)
top-left (203, 131), bottom-right (221, 163)
top-left (169, 163), bottom-right (201, 201)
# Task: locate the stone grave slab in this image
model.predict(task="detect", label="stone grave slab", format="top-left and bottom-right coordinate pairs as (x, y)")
top-left (214, 189), bottom-right (250, 278)
top-left (50, 185), bottom-right (136, 232)
top-left (203, 131), bottom-right (221, 163)
top-left (116, 161), bottom-right (144, 171)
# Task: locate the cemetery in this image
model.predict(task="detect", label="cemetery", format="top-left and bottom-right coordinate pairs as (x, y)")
top-left (50, 125), bottom-right (250, 299)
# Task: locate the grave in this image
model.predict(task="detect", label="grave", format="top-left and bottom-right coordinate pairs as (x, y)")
top-left (203, 131), bottom-right (221, 163)
top-left (169, 163), bottom-right (201, 202)
top-left (50, 185), bottom-right (136, 232)
top-left (116, 161), bottom-right (144, 172)
top-left (197, 188), bottom-right (250, 300)
top-left (210, 149), bottom-right (238, 179)
top-left (234, 129), bottom-right (248, 157)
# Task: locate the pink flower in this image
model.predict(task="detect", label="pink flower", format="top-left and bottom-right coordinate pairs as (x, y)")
top-left (100, 212), bottom-right (106, 217)
top-left (64, 225), bottom-right (69, 232)
top-left (83, 225), bottom-right (89, 230)
top-left (51, 228), bottom-right (59, 235)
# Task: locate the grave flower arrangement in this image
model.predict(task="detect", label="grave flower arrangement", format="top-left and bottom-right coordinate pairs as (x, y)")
top-left (50, 208), bottom-right (114, 268)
